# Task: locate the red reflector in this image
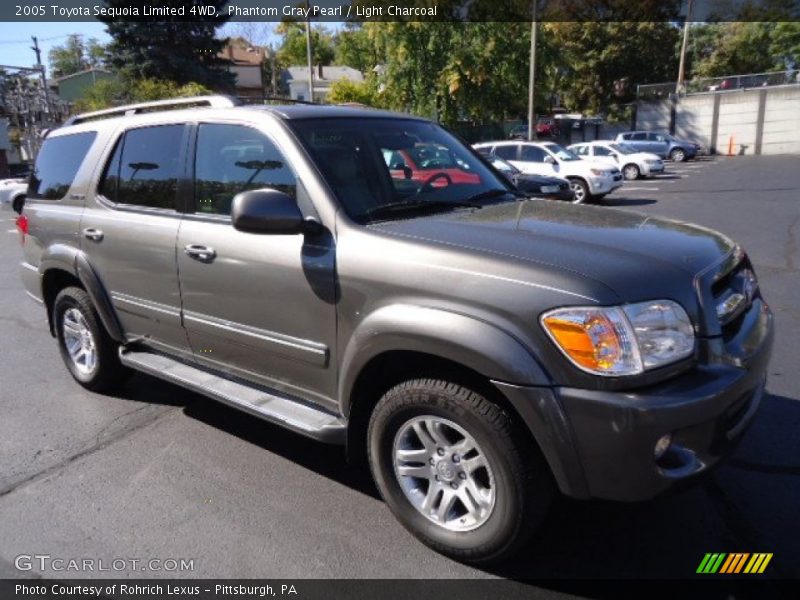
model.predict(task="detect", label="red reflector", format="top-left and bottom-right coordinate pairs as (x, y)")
top-left (16, 215), bottom-right (28, 243)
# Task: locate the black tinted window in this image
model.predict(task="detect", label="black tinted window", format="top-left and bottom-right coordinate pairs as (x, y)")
top-left (520, 145), bottom-right (546, 162)
top-left (631, 132), bottom-right (647, 140)
top-left (101, 125), bottom-right (184, 209)
top-left (29, 132), bottom-right (96, 200)
top-left (494, 145), bottom-right (517, 160)
top-left (194, 124), bottom-right (296, 216)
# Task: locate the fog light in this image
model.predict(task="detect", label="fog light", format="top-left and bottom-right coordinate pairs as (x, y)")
top-left (654, 433), bottom-right (673, 460)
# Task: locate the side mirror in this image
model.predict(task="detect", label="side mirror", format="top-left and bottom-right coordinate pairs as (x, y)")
top-left (544, 155), bottom-right (556, 165)
top-left (12, 194), bottom-right (26, 215)
top-left (232, 188), bottom-right (315, 235)
top-left (402, 165), bottom-right (413, 180)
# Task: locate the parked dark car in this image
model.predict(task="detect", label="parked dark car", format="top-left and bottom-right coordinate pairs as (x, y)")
top-left (482, 153), bottom-right (574, 201)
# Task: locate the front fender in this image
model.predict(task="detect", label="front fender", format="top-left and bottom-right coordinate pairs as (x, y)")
top-left (339, 304), bottom-right (551, 415)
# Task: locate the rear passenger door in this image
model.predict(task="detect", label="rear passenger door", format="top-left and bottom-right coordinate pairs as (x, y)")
top-left (176, 121), bottom-right (337, 408)
top-left (81, 123), bottom-right (189, 355)
top-left (648, 133), bottom-right (670, 157)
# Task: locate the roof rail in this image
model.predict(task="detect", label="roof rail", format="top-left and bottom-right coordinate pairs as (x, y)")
top-left (64, 95), bottom-right (242, 126)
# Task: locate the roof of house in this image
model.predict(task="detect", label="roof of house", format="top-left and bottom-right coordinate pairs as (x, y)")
top-left (285, 66), bottom-right (364, 84)
top-left (51, 68), bottom-right (113, 84)
top-left (219, 44), bottom-right (264, 67)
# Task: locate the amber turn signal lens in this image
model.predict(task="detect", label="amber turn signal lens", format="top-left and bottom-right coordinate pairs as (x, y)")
top-left (542, 313), bottom-right (622, 371)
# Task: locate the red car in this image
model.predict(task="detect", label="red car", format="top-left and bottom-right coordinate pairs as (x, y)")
top-left (384, 144), bottom-right (480, 187)
top-left (535, 118), bottom-right (560, 138)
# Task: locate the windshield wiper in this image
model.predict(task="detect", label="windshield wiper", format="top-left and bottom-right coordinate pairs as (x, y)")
top-left (462, 188), bottom-right (524, 204)
top-left (364, 198), bottom-right (480, 221)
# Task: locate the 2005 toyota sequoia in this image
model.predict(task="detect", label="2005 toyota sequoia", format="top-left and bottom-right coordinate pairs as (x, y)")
top-left (16, 96), bottom-right (773, 563)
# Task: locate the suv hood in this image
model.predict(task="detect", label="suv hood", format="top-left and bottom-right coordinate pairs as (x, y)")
top-left (372, 199), bottom-right (735, 303)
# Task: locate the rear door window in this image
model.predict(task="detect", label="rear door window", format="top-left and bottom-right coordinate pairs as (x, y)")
top-left (28, 131), bottom-right (97, 200)
top-left (99, 124), bottom-right (185, 210)
top-left (631, 132), bottom-right (647, 141)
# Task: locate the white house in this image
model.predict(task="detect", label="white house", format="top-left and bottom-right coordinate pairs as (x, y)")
top-left (284, 65), bottom-right (364, 102)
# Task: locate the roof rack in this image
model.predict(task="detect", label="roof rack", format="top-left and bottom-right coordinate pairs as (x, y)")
top-left (64, 95), bottom-right (242, 126)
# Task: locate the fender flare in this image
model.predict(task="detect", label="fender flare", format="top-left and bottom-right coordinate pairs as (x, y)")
top-left (40, 245), bottom-right (125, 343)
top-left (338, 304), bottom-right (551, 416)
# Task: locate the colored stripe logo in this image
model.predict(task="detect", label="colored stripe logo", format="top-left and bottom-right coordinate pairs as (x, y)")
top-left (697, 553), bottom-right (773, 574)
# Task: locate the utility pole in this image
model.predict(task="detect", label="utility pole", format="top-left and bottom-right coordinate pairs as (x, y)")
top-left (676, 0), bottom-right (693, 94)
top-left (30, 36), bottom-right (51, 116)
top-left (526, 1), bottom-right (538, 141)
top-left (305, 0), bottom-right (314, 103)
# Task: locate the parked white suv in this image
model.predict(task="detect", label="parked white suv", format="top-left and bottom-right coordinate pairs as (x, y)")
top-left (473, 141), bottom-right (623, 204)
top-left (568, 141), bottom-right (664, 180)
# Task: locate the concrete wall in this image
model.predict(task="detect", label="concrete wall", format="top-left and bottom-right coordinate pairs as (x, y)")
top-left (636, 86), bottom-right (800, 155)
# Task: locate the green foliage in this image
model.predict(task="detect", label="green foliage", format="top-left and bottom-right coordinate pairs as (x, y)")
top-left (74, 78), bottom-right (210, 112)
top-left (327, 78), bottom-right (379, 106)
top-left (48, 34), bottom-right (107, 78)
top-left (333, 24), bottom-right (377, 74)
top-left (98, 0), bottom-right (234, 91)
top-left (544, 22), bottom-right (679, 115)
top-left (276, 22), bottom-right (335, 67)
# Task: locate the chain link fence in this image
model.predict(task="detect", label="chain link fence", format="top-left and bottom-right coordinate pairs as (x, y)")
top-left (638, 69), bottom-right (800, 101)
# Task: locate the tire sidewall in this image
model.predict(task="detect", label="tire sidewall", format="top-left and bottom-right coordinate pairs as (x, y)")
top-left (54, 290), bottom-right (101, 384)
top-left (369, 387), bottom-right (525, 556)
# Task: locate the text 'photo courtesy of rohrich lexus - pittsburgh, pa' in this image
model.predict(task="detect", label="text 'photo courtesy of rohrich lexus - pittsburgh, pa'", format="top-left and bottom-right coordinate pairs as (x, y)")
top-left (15, 95), bottom-right (773, 564)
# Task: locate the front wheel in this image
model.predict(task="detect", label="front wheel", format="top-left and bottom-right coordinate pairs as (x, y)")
top-left (622, 163), bottom-right (641, 180)
top-left (368, 379), bottom-right (553, 564)
top-left (567, 178), bottom-right (589, 204)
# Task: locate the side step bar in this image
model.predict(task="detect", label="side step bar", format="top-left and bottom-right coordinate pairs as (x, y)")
top-left (119, 348), bottom-right (346, 444)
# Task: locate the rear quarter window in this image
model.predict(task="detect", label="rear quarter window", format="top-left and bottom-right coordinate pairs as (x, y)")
top-left (28, 131), bottom-right (97, 200)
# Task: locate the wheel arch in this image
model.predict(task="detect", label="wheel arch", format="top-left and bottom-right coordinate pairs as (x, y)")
top-left (40, 245), bottom-right (124, 342)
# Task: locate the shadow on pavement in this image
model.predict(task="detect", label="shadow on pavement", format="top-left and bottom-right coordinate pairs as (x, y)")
top-left (603, 197), bottom-right (658, 207)
top-left (128, 369), bottom-right (799, 590)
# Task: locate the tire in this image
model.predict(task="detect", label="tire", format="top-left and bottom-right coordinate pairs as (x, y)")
top-left (622, 163), bottom-right (640, 180)
top-left (53, 286), bottom-right (130, 392)
top-left (669, 148), bottom-right (686, 162)
top-left (368, 379), bottom-right (553, 564)
top-left (11, 194), bottom-right (25, 214)
top-left (567, 178), bottom-right (589, 204)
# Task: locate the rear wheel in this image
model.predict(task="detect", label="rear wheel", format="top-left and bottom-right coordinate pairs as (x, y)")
top-left (54, 286), bottom-right (130, 392)
top-left (368, 378), bottom-right (553, 564)
top-left (567, 178), bottom-right (589, 204)
top-left (622, 163), bottom-right (640, 180)
top-left (670, 148), bottom-right (686, 162)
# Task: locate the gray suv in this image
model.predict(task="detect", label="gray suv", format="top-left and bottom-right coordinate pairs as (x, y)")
top-left (17, 96), bottom-right (773, 564)
top-left (615, 131), bottom-right (700, 162)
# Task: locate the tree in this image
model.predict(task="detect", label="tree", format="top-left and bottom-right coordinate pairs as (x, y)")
top-left (48, 34), bottom-right (107, 78)
top-left (276, 22), bottom-right (335, 66)
top-left (327, 78), bottom-right (379, 106)
top-left (544, 22), bottom-right (679, 117)
top-left (334, 24), bottom-right (377, 73)
top-left (74, 78), bottom-right (210, 112)
top-left (98, 0), bottom-right (234, 90)
top-left (690, 23), bottom-right (778, 78)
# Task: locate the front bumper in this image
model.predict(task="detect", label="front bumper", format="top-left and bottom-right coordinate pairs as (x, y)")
top-left (644, 161), bottom-right (665, 175)
top-left (495, 302), bottom-right (774, 502)
top-left (588, 175), bottom-right (623, 195)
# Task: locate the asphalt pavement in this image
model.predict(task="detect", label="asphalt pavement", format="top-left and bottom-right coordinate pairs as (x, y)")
top-left (0, 154), bottom-right (797, 593)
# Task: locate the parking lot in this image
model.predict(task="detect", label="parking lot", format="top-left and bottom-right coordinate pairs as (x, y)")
top-left (0, 154), bottom-right (797, 590)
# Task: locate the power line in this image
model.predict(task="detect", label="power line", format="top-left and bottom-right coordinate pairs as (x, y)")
top-left (0, 34), bottom-right (73, 45)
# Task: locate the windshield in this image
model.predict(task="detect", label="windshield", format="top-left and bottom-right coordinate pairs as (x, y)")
top-left (489, 156), bottom-right (518, 174)
top-left (610, 143), bottom-right (637, 155)
top-left (291, 118), bottom-right (512, 223)
top-left (543, 143), bottom-right (581, 162)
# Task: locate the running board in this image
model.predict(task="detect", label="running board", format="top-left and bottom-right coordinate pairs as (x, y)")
top-left (119, 348), bottom-right (346, 444)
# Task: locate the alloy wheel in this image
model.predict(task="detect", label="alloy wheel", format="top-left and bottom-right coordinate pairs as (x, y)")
top-left (62, 307), bottom-right (97, 375)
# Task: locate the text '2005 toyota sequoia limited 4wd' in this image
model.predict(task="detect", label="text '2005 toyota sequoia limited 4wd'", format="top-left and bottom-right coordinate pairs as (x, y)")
top-left (16, 97), bottom-right (773, 564)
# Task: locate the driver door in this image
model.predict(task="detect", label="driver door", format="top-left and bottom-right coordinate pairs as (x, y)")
top-left (176, 121), bottom-right (337, 408)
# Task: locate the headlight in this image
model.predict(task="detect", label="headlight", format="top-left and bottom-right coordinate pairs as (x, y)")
top-left (540, 300), bottom-right (694, 376)
top-left (589, 168), bottom-right (609, 176)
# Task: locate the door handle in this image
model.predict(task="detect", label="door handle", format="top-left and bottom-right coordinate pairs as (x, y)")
top-left (82, 228), bottom-right (104, 242)
top-left (184, 244), bottom-right (217, 263)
